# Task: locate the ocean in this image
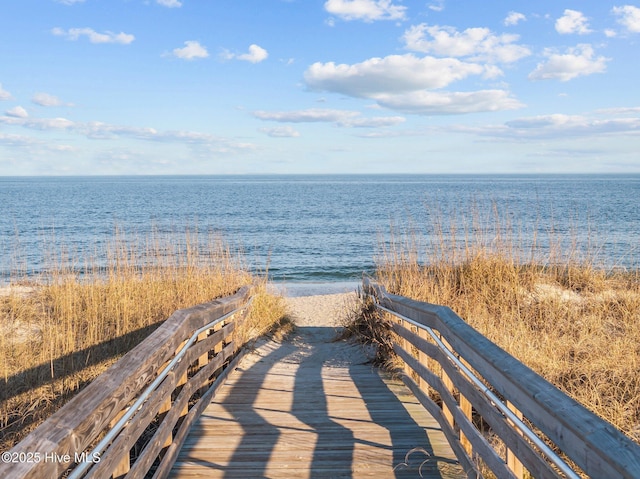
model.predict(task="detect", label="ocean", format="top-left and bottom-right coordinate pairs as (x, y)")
top-left (1, 175), bottom-right (639, 292)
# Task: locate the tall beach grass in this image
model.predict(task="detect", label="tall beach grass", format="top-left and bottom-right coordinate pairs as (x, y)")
top-left (374, 205), bottom-right (640, 445)
top-left (0, 229), bottom-right (288, 450)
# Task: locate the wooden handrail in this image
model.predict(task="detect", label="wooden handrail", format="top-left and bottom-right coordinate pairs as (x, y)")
top-left (0, 285), bottom-right (253, 479)
top-left (363, 277), bottom-right (640, 479)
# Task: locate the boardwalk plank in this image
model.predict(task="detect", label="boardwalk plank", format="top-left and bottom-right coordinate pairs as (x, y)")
top-left (170, 326), bottom-right (466, 479)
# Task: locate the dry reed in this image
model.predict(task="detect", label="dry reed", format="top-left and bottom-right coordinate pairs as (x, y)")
top-left (0, 229), bottom-right (287, 450)
top-left (373, 206), bottom-right (640, 445)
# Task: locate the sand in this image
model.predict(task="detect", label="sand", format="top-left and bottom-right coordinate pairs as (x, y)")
top-left (283, 291), bottom-right (358, 327)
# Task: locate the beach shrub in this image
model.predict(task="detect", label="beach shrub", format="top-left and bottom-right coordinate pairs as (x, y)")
top-left (0, 230), bottom-right (287, 450)
top-left (372, 207), bottom-right (640, 445)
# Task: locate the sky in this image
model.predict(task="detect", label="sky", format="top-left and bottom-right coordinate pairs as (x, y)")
top-left (1, 0), bottom-right (639, 175)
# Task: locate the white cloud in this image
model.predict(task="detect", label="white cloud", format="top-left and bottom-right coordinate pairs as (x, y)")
top-left (55, 0), bottom-right (85, 4)
top-left (254, 108), bottom-right (359, 123)
top-left (528, 44), bottom-right (608, 81)
top-left (259, 126), bottom-right (301, 137)
top-left (5, 106), bottom-right (28, 118)
top-left (222, 44), bottom-right (269, 63)
top-left (157, 0), bottom-right (182, 7)
top-left (466, 113), bottom-right (640, 140)
top-left (402, 24), bottom-right (531, 63)
top-left (304, 53), bottom-right (524, 115)
top-left (32, 92), bottom-right (68, 107)
top-left (555, 9), bottom-right (592, 35)
top-left (0, 132), bottom-right (42, 147)
top-left (506, 114), bottom-right (585, 129)
top-left (0, 116), bottom-right (75, 130)
top-left (52, 27), bottom-right (135, 44)
top-left (428, 1), bottom-right (445, 12)
top-left (343, 116), bottom-right (405, 127)
top-left (324, 0), bottom-right (406, 22)
top-left (0, 84), bottom-right (12, 101)
top-left (0, 114), bottom-right (256, 153)
top-left (238, 44), bottom-right (269, 63)
top-left (253, 108), bottom-right (405, 127)
top-left (447, 109), bottom-right (640, 141)
top-left (305, 54), bottom-right (489, 96)
top-left (595, 106), bottom-right (640, 115)
top-left (612, 5), bottom-right (640, 33)
top-left (171, 41), bottom-right (209, 60)
top-left (504, 12), bottom-right (526, 26)
top-left (0, 132), bottom-right (78, 160)
top-left (373, 89), bottom-right (523, 115)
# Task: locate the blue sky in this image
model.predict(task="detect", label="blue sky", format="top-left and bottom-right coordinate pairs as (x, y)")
top-left (1, 0), bottom-right (639, 175)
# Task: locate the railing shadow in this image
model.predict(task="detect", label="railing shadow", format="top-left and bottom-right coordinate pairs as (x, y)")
top-left (1, 322), bottom-right (161, 446)
top-left (291, 327), bottom-right (356, 478)
top-left (172, 326), bottom-right (461, 478)
top-left (1, 322), bottom-right (161, 403)
top-left (291, 328), bottom-right (455, 479)
top-left (219, 341), bottom-right (294, 478)
top-left (349, 363), bottom-right (461, 478)
top-left (175, 338), bottom-right (294, 477)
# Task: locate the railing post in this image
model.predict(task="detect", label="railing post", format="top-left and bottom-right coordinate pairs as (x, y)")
top-left (197, 329), bottom-right (209, 394)
top-left (177, 340), bottom-right (189, 421)
top-left (158, 396), bottom-right (173, 455)
top-left (417, 328), bottom-right (430, 397)
top-left (459, 358), bottom-right (473, 457)
top-left (109, 410), bottom-right (130, 479)
top-left (198, 330), bottom-right (209, 369)
top-left (439, 335), bottom-right (455, 430)
top-left (399, 318), bottom-right (412, 378)
top-left (506, 401), bottom-right (524, 479)
top-left (214, 321), bottom-right (223, 356)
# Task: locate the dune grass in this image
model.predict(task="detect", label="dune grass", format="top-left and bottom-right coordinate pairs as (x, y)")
top-left (371, 207), bottom-right (640, 445)
top-left (0, 230), bottom-right (288, 450)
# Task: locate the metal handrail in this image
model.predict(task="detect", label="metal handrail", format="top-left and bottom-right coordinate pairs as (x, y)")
top-left (67, 297), bottom-right (253, 479)
top-left (373, 299), bottom-right (581, 479)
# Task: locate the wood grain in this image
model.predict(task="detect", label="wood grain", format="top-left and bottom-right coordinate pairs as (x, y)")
top-left (170, 326), bottom-right (466, 479)
top-left (364, 278), bottom-right (640, 479)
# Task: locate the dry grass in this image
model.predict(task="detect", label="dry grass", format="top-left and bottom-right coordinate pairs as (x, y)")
top-left (337, 290), bottom-right (396, 368)
top-left (373, 208), bottom-right (640, 445)
top-left (0, 230), bottom-right (288, 450)
top-left (238, 282), bottom-right (294, 346)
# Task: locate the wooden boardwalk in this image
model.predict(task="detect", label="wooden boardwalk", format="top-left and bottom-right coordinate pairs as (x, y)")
top-left (170, 326), bottom-right (465, 478)
top-left (7, 287), bottom-right (640, 479)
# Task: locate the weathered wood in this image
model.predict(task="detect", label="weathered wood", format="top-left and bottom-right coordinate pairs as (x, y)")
top-left (153, 348), bottom-right (247, 479)
top-left (439, 335), bottom-right (456, 432)
top-left (459, 394), bottom-right (473, 457)
top-left (0, 286), bottom-right (251, 479)
top-left (121, 321), bottom-right (235, 478)
top-left (127, 342), bottom-right (235, 479)
top-left (393, 320), bottom-right (563, 478)
top-left (395, 343), bottom-right (515, 479)
top-left (109, 409), bottom-right (131, 479)
top-left (364, 278), bottom-right (640, 478)
top-left (170, 328), bottom-right (465, 479)
top-left (506, 401), bottom-right (525, 479)
top-left (85, 373), bottom-right (176, 479)
top-left (417, 327), bottom-right (430, 396)
top-left (398, 373), bottom-right (479, 479)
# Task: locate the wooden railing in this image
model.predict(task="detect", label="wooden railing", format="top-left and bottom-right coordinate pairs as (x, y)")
top-left (0, 285), bottom-right (253, 479)
top-left (363, 277), bottom-right (640, 479)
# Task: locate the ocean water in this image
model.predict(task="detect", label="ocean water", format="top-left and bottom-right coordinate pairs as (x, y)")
top-left (1, 175), bottom-right (639, 289)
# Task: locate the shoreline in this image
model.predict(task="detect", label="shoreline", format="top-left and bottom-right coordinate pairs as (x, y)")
top-left (268, 280), bottom-right (360, 297)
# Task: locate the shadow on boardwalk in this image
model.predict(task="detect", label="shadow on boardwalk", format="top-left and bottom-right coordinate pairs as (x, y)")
top-left (171, 327), bottom-right (465, 478)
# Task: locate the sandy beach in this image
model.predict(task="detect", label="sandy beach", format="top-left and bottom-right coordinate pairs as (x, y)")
top-left (283, 291), bottom-right (358, 327)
